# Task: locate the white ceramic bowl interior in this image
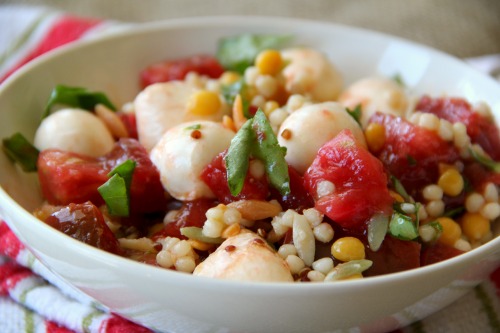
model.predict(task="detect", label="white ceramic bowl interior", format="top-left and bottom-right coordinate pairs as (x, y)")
top-left (0, 16), bottom-right (499, 333)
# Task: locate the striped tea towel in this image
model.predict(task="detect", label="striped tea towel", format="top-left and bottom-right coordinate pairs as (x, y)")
top-left (0, 4), bottom-right (499, 333)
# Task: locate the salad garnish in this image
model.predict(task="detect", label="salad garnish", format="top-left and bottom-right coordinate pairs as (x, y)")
top-left (97, 159), bottom-right (136, 217)
top-left (2, 132), bottom-right (39, 172)
top-left (43, 84), bottom-right (116, 119)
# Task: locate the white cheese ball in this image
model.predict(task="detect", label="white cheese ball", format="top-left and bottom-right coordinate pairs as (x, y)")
top-left (150, 120), bottom-right (234, 201)
top-left (193, 230), bottom-right (293, 282)
top-left (277, 102), bottom-right (366, 174)
top-left (281, 48), bottom-right (343, 102)
top-left (134, 81), bottom-right (228, 151)
top-left (338, 76), bottom-right (408, 127)
top-left (34, 108), bottom-right (114, 157)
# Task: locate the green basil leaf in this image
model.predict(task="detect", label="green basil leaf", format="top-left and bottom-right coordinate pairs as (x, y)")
top-left (217, 34), bottom-right (292, 74)
top-left (345, 104), bottom-right (362, 126)
top-left (392, 73), bottom-right (405, 87)
top-left (221, 79), bottom-right (251, 118)
top-left (98, 174), bottom-right (129, 216)
top-left (388, 211), bottom-right (419, 240)
top-left (2, 132), bottom-right (39, 172)
top-left (180, 227), bottom-right (225, 244)
top-left (42, 84), bottom-right (116, 119)
top-left (225, 118), bottom-right (255, 196)
top-left (390, 175), bottom-right (410, 202)
top-left (98, 160), bottom-right (136, 217)
top-left (469, 146), bottom-right (500, 173)
top-left (251, 109), bottom-right (290, 196)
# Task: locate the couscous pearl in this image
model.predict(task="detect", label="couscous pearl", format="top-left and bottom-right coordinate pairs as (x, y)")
top-left (316, 180), bottom-right (335, 198)
top-left (251, 94), bottom-right (266, 108)
top-left (419, 113), bottom-right (440, 131)
top-left (480, 202), bottom-right (500, 220)
top-left (303, 208), bottom-right (323, 227)
top-left (312, 257), bottom-right (334, 275)
top-left (313, 223), bottom-right (335, 243)
top-left (465, 193), bottom-right (485, 213)
top-left (422, 184), bottom-right (443, 201)
top-left (286, 255), bottom-right (306, 274)
top-left (452, 122), bottom-right (469, 148)
top-left (454, 238), bottom-right (472, 252)
top-left (278, 244), bottom-right (297, 259)
top-left (203, 218), bottom-right (225, 238)
top-left (408, 112), bottom-right (421, 125)
top-left (419, 224), bottom-right (437, 243)
top-left (307, 270), bottom-right (326, 282)
top-left (223, 207), bottom-right (242, 225)
top-left (175, 256), bottom-right (196, 273)
top-left (438, 119), bottom-right (454, 141)
top-left (244, 66), bottom-right (259, 85)
top-left (401, 203), bottom-right (417, 214)
top-left (256, 75), bottom-right (278, 98)
top-left (483, 183), bottom-right (499, 202)
top-left (206, 205), bottom-right (224, 221)
top-left (286, 94), bottom-right (306, 112)
top-left (249, 159), bottom-right (266, 179)
top-left (171, 240), bottom-right (192, 257)
top-left (156, 250), bottom-right (174, 268)
top-left (426, 200), bottom-right (445, 217)
top-left (268, 108), bottom-right (289, 128)
top-left (474, 101), bottom-right (493, 118)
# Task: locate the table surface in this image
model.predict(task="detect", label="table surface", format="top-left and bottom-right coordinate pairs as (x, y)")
top-left (3, 0), bottom-right (500, 58)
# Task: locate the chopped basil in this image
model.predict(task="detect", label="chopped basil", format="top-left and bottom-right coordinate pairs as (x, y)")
top-left (345, 104), bottom-right (362, 126)
top-left (180, 227), bottom-right (225, 244)
top-left (221, 79), bottom-right (251, 118)
top-left (388, 211), bottom-right (419, 241)
top-left (427, 220), bottom-right (443, 240)
top-left (98, 160), bottom-right (136, 217)
top-left (2, 132), bottom-right (39, 172)
top-left (443, 206), bottom-right (465, 218)
top-left (406, 155), bottom-right (417, 166)
top-left (42, 84), bottom-right (116, 119)
top-left (367, 213), bottom-right (389, 251)
top-left (392, 73), bottom-right (405, 87)
top-left (225, 109), bottom-right (290, 197)
top-left (185, 124), bottom-right (201, 130)
top-left (217, 34), bottom-right (292, 74)
top-left (469, 146), bottom-right (500, 173)
top-left (390, 175), bottom-right (410, 202)
top-left (324, 259), bottom-right (373, 281)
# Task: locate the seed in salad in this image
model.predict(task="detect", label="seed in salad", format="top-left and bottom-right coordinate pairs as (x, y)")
top-left (436, 217), bottom-right (462, 247)
top-left (313, 223), bottom-right (334, 243)
top-left (460, 212), bottom-right (490, 241)
top-left (480, 202), bottom-right (500, 220)
top-left (286, 254), bottom-right (305, 274)
top-left (364, 123), bottom-right (386, 153)
top-left (483, 183), bottom-right (499, 202)
top-left (438, 168), bottom-right (464, 196)
top-left (465, 192), bottom-right (485, 213)
top-left (331, 237), bottom-right (366, 262)
top-left (312, 257), bottom-right (334, 275)
top-left (255, 49), bottom-right (283, 76)
top-left (187, 90), bottom-right (221, 116)
top-left (422, 184), bottom-right (444, 201)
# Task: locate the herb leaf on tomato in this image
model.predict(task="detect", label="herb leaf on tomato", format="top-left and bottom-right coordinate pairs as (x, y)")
top-left (43, 85), bottom-right (116, 119)
top-left (2, 132), bottom-right (39, 172)
top-left (98, 159), bottom-right (136, 216)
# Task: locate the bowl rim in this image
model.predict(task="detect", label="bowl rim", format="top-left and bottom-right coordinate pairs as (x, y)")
top-left (0, 15), bottom-right (499, 292)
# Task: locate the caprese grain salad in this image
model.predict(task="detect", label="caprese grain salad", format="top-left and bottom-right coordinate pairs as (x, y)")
top-left (3, 34), bottom-right (500, 282)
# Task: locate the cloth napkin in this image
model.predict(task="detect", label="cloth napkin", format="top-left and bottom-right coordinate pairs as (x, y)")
top-left (0, 4), bottom-right (499, 333)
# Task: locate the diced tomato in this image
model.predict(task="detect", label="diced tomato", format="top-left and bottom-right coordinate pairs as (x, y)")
top-left (152, 199), bottom-right (216, 240)
top-left (44, 202), bottom-right (122, 255)
top-left (270, 165), bottom-right (313, 212)
top-left (369, 113), bottom-right (460, 198)
top-left (420, 242), bottom-right (464, 266)
top-left (416, 96), bottom-right (500, 160)
top-left (303, 130), bottom-right (393, 230)
top-left (464, 161), bottom-right (500, 191)
top-left (365, 236), bottom-right (421, 276)
top-left (37, 138), bottom-right (167, 214)
top-left (200, 151), bottom-right (269, 204)
top-left (140, 54), bottom-right (225, 88)
top-left (118, 112), bottom-right (138, 139)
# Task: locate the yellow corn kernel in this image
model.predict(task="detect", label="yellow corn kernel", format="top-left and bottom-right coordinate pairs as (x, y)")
top-left (188, 239), bottom-right (214, 251)
top-left (255, 49), bottom-right (283, 76)
top-left (438, 168), bottom-right (464, 196)
top-left (460, 212), bottom-right (490, 241)
top-left (331, 237), bottom-right (366, 262)
top-left (221, 223), bottom-right (241, 238)
top-left (436, 217), bottom-right (462, 246)
top-left (364, 123), bottom-right (386, 153)
top-left (220, 71), bottom-right (241, 85)
top-left (187, 90), bottom-right (221, 116)
top-left (340, 273), bottom-right (364, 281)
top-left (222, 115), bottom-right (236, 132)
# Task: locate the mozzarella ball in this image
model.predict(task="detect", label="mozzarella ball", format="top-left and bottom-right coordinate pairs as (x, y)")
top-left (34, 108), bottom-right (114, 157)
top-left (193, 230), bottom-right (293, 282)
top-left (278, 102), bottom-right (366, 174)
top-left (281, 48), bottom-right (343, 102)
top-left (134, 81), bottom-right (228, 151)
top-left (338, 76), bottom-right (408, 127)
top-left (150, 121), bottom-right (234, 201)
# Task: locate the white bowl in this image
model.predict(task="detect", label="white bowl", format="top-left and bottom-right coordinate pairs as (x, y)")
top-left (0, 16), bottom-right (499, 333)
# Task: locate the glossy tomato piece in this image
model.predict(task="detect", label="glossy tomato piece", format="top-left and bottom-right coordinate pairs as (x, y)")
top-left (369, 113), bottom-right (460, 198)
top-left (304, 130), bottom-right (393, 230)
top-left (37, 138), bottom-right (167, 214)
top-left (416, 96), bottom-right (500, 160)
top-left (140, 54), bottom-right (225, 88)
top-left (118, 112), bottom-right (138, 139)
top-left (200, 151), bottom-right (269, 204)
top-left (44, 202), bottom-right (122, 255)
top-left (365, 236), bottom-right (421, 276)
top-left (270, 165), bottom-right (314, 212)
top-left (152, 199), bottom-right (216, 240)
top-left (420, 242), bottom-right (464, 266)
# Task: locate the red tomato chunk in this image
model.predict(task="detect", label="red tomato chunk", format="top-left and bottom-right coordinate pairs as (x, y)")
top-left (140, 54), bottom-right (225, 88)
top-left (304, 130), bottom-right (393, 231)
top-left (37, 138), bottom-right (167, 214)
